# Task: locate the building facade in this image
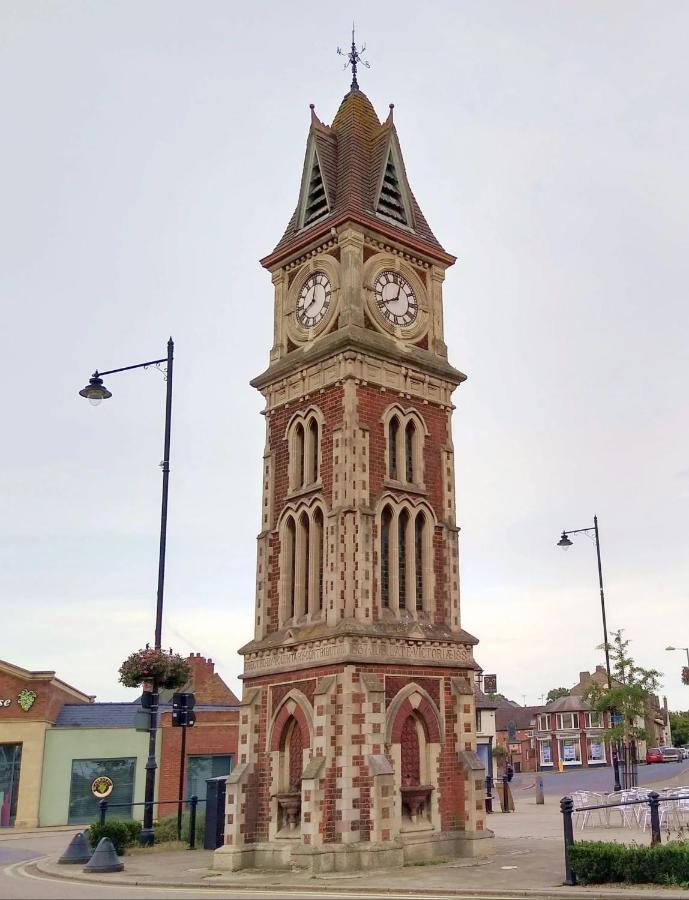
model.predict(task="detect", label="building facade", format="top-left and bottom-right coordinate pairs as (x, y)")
top-left (0, 655), bottom-right (238, 828)
top-left (0, 660), bottom-right (91, 827)
top-left (214, 79), bottom-right (492, 874)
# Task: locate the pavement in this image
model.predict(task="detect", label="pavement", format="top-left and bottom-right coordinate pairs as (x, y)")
top-left (6, 762), bottom-right (689, 899)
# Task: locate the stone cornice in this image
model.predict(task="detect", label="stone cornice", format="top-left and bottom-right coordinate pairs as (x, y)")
top-left (240, 633), bottom-right (478, 679)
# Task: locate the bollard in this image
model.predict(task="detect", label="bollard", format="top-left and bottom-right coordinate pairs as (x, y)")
top-left (502, 774), bottom-right (510, 813)
top-left (188, 795), bottom-right (198, 850)
top-left (485, 775), bottom-right (493, 814)
top-left (648, 792), bottom-right (661, 847)
top-left (98, 799), bottom-right (108, 826)
top-left (560, 796), bottom-right (576, 886)
top-left (83, 837), bottom-right (124, 874)
top-left (58, 832), bottom-right (92, 865)
top-left (536, 777), bottom-right (544, 805)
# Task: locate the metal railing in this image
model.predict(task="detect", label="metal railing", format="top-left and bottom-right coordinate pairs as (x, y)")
top-left (561, 791), bottom-right (689, 886)
top-left (97, 796), bottom-right (205, 849)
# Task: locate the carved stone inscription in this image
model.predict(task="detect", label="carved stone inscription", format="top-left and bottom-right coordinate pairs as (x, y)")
top-left (243, 636), bottom-right (472, 675)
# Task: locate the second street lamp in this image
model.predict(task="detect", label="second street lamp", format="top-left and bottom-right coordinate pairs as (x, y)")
top-left (556, 514), bottom-right (624, 790)
top-left (79, 337), bottom-right (174, 845)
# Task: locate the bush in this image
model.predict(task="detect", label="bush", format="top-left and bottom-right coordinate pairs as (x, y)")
top-left (153, 809), bottom-right (205, 846)
top-left (570, 841), bottom-right (689, 886)
top-left (88, 820), bottom-right (140, 856)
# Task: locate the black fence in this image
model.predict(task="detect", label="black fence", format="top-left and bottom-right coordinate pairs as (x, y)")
top-left (97, 796), bottom-right (205, 849)
top-left (561, 791), bottom-right (689, 886)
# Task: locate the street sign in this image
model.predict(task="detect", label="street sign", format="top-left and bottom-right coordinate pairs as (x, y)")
top-left (611, 714), bottom-right (624, 724)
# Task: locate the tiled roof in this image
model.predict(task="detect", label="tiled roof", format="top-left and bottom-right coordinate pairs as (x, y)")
top-left (263, 89), bottom-right (449, 267)
top-left (56, 701), bottom-right (238, 728)
top-left (474, 689), bottom-right (499, 710)
top-left (495, 704), bottom-right (543, 732)
top-left (544, 695), bottom-right (592, 713)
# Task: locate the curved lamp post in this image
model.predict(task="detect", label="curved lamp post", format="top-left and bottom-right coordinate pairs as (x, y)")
top-left (557, 515), bottom-right (621, 790)
top-left (665, 645), bottom-right (689, 668)
top-left (79, 338), bottom-right (174, 846)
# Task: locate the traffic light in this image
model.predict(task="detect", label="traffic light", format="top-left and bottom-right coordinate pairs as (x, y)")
top-left (172, 692), bottom-right (196, 727)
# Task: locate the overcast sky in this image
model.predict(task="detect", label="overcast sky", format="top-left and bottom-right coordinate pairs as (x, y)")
top-left (2, 1), bottom-right (688, 712)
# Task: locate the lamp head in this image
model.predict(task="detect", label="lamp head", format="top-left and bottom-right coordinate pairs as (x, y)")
top-left (79, 374), bottom-right (112, 406)
top-left (557, 532), bottom-right (573, 550)
top-left (665, 646), bottom-right (676, 652)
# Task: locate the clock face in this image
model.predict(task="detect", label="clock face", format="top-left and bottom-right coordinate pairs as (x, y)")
top-left (296, 272), bottom-right (331, 328)
top-left (375, 271), bottom-right (417, 327)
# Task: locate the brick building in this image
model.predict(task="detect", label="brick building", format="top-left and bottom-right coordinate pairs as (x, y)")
top-left (214, 71), bottom-right (493, 874)
top-left (494, 703), bottom-right (541, 774)
top-left (158, 654), bottom-right (240, 807)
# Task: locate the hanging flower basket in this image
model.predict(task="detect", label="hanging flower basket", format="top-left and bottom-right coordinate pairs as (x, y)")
top-left (118, 648), bottom-right (190, 690)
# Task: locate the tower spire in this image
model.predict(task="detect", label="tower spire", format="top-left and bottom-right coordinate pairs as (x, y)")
top-left (337, 23), bottom-right (370, 91)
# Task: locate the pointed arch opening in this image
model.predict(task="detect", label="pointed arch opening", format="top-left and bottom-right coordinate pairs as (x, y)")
top-left (388, 417), bottom-right (399, 480)
top-left (381, 505), bottom-right (393, 609)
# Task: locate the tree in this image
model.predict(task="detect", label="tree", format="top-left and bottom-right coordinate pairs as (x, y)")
top-left (670, 711), bottom-right (689, 747)
top-left (585, 629), bottom-right (661, 745)
top-left (546, 687), bottom-right (570, 702)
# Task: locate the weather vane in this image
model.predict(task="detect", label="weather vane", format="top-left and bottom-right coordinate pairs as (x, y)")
top-left (337, 24), bottom-right (370, 91)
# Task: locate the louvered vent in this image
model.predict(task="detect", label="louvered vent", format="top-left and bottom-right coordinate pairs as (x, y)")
top-left (303, 155), bottom-right (329, 227)
top-left (377, 153), bottom-right (408, 225)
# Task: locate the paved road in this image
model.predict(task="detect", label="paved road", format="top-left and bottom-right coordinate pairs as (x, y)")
top-left (0, 829), bottom-right (510, 900)
top-left (510, 759), bottom-right (689, 796)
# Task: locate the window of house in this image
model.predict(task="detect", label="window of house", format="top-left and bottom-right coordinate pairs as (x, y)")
top-left (525, 729), bottom-right (534, 737)
top-left (585, 711), bottom-right (603, 728)
top-left (556, 713), bottom-right (579, 730)
top-left (586, 738), bottom-right (605, 764)
top-left (537, 714), bottom-right (550, 731)
top-left (68, 758), bottom-right (136, 824)
top-left (539, 741), bottom-right (553, 766)
top-left (186, 754), bottom-right (233, 801)
top-left (558, 737), bottom-right (581, 765)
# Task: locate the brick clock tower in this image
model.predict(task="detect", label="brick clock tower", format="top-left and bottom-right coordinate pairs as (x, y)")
top-left (214, 74), bottom-right (493, 872)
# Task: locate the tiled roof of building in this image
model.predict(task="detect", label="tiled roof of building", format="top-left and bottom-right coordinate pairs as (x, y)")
top-left (57, 701), bottom-right (238, 728)
top-left (262, 89), bottom-right (451, 268)
top-left (544, 695), bottom-right (592, 713)
top-left (495, 703), bottom-right (542, 732)
top-left (474, 688), bottom-right (499, 710)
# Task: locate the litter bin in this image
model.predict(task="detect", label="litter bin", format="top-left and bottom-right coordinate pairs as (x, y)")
top-left (204, 776), bottom-right (227, 850)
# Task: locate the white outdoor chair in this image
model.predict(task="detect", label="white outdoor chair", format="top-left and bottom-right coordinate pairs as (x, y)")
top-left (606, 791), bottom-right (636, 828)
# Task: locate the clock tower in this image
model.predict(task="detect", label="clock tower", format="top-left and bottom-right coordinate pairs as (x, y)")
top-left (214, 75), bottom-right (494, 872)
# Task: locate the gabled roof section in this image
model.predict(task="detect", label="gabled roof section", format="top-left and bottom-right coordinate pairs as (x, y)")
top-left (262, 90), bottom-right (452, 268)
top-left (298, 138), bottom-right (331, 229)
top-left (374, 135), bottom-right (413, 227)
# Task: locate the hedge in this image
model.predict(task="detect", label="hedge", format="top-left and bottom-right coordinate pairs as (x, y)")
top-left (570, 840), bottom-right (689, 886)
top-left (87, 820), bottom-right (141, 856)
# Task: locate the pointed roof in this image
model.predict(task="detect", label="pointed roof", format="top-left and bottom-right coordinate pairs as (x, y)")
top-left (261, 89), bottom-right (454, 268)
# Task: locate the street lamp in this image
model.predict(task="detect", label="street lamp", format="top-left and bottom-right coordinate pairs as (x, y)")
top-left (666, 646), bottom-right (689, 666)
top-left (79, 337), bottom-right (174, 846)
top-left (557, 515), bottom-right (622, 790)
top-left (556, 516), bottom-right (612, 689)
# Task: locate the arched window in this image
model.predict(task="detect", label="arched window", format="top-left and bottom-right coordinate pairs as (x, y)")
top-left (285, 517), bottom-right (296, 619)
top-left (298, 511), bottom-right (310, 616)
top-left (308, 417), bottom-right (319, 484)
top-left (295, 424), bottom-right (305, 488)
top-left (398, 509), bottom-right (409, 609)
top-left (381, 506), bottom-right (392, 608)
top-left (388, 417), bottom-right (399, 480)
top-left (313, 507), bottom-right (324, 611)
top-left (400, 714), bottom-right (421, 785)
top-left (405, 421), bottom-right (415, 483)
top-left (415, 513), bottom-right (425, 612)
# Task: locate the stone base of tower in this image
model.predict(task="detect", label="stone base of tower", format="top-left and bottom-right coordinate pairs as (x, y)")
top-left (212, 652), bottom-right (495, 874)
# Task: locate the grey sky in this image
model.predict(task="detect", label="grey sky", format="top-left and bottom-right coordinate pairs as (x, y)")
top-left (2, 1), bottom-right (687, 710)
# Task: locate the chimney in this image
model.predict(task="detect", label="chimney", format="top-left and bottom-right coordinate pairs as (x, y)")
top-left (579, 671), bottom-right (590, 683)
top-left (186, 653), bottom-right (215, 689)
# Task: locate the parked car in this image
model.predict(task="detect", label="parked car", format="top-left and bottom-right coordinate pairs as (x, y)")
top-left (682, 747), bottom-right (689, 760)
top-left (645, 747), bottom-right (663, 764)
top-left (660, 746), bottom-right (683, 762)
